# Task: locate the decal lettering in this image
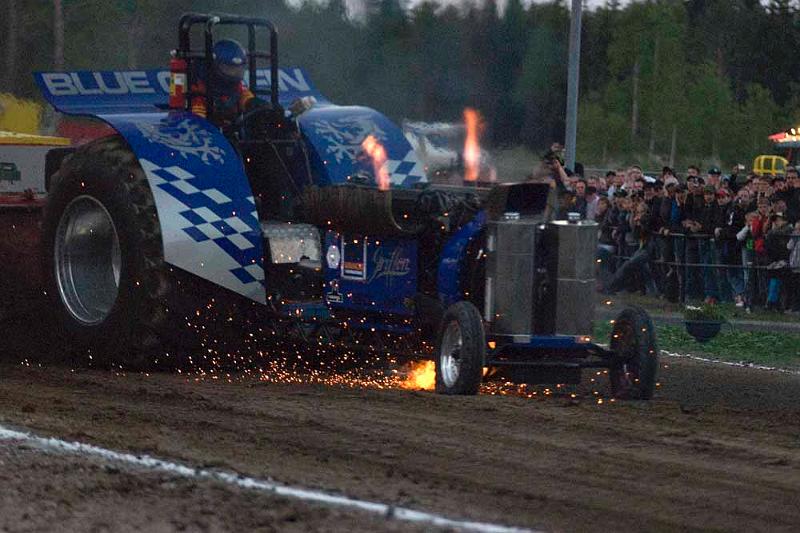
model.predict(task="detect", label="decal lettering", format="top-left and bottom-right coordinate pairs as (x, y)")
top-left (252, 68), bottom-right (310, 92)
top-left (279, 69), bottom-right (311, 92)
top-left (369, 247), bottom-right (411, 284)
top-left (41, 68), bottom-right (317, 99)
top-left (42, 73), bottom-right (78, 96)
top-left (123, 71), bottom-right (155, 94)
top-left (71, 73), bottom-right (103, 95)
top-left (156, 71), bottom-right (172, 93)
top-left (42, 71), bottom-right (162, 96)
top-left (94, 72), bottom-right (129, 95)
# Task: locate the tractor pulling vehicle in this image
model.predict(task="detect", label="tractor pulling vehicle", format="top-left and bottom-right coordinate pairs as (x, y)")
top-left (0, 13), bottom-right (658, 398)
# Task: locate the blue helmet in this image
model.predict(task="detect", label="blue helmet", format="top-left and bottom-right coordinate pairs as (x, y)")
top-left (213, 39), bottom-right (247, 84)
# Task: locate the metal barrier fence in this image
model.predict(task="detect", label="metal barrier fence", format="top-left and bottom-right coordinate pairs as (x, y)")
top-left (598, 233), bottom-right (800, 308)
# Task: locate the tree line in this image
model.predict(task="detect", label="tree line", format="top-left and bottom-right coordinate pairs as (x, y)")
top-left (2, 0), bottom-right (800, 169)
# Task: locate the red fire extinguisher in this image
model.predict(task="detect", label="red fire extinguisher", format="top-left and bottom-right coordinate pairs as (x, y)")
top-left (169, 52), bottom-right (187, 110)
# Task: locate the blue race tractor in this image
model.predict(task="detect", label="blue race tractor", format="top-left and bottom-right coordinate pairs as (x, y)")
top-left (33, 13), bottom-right (658, 398)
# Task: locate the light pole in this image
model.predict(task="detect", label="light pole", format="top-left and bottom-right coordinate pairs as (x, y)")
top-left (565, 0), bottom-right (582, 172)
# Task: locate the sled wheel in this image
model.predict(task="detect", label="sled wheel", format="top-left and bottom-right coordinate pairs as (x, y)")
top-left (42, 135), bottom-right (173, 369)
top-left (609, 306), bottom-right (659, 400)
top-left (435, 301), bottom-right (485, 395)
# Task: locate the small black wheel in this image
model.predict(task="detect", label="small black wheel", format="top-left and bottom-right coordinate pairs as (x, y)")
top-left (609, 306), bottom-right (659, 400)
top-left (435, 301), bottom-right (485, 395)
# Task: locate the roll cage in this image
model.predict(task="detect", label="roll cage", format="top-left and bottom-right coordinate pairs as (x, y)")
top-left (176, 13), bottom-right (280, 117)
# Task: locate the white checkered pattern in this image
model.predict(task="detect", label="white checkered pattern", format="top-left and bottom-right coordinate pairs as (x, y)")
top-left (138, 158), bottom-right (265, 304)
top-left (382, 150), bottom-right (427, 186)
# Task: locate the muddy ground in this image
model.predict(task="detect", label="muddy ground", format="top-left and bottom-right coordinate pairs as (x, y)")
top-left (0, 329), bottom-right (799, 532)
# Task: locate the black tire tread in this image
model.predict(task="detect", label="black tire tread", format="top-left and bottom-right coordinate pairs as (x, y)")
top-left (435, 301), bottom-right (485, 395)
top-left (44, 135), bottom-right (172, 368)
top-left (609, 305), bottom-right (659, 400)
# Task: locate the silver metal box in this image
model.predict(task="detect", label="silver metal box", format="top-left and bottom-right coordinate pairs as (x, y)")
top-left (486, 218), bottom-right (540, 340)
top-left (549, 220), bottom-right (597, 336)
top-left (486, 218), bottom-right (597, 340)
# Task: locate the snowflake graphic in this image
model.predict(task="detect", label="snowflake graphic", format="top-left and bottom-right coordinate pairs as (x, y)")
top-left (136, 119), bottom-right (225, 166)
top-left (310, 116), bottom-right (387, 164)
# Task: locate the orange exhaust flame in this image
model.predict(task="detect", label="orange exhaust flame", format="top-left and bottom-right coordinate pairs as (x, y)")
top-left (401, 360), bottom-right (436, 391)
top-left (361, 134), bottom-right (391, 191)
top-left (463, 108), bottom-right (483, 182)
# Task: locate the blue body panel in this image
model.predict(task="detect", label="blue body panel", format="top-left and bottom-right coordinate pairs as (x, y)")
top-left (324, 232), bottom-right (417, 317)
top-left (489, 336), bottom-right (597, 351)
top-left (298, 105), bottom-right (425, 188)
top-left (35, 68), bottom-right (426, 190)
top-left (35, 67), bottom-right (428, 304)
top-left (34, 68), bottom-right (326, 114)
top-left (437, 210), bottom-right (487, 307)
top-left (101, 112), bottom-right (267, 303)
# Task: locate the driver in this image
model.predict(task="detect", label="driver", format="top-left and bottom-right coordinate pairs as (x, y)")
top-left (190, 39), bottom-right (259, 128)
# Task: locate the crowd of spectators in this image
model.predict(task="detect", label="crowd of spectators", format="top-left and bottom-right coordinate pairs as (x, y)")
top-left (551, 160), bottom-right (800, 314)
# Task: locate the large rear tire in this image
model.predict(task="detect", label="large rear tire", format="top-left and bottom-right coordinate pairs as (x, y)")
top-left (42, 135), bottom-right (173, 369)
top-left (435, 301), bottom-right (485, 395)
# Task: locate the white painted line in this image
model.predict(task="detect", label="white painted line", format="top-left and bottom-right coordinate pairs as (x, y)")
top-left (0, 425), bottom-right (537, 533)
top-left (661, 350), bottom-right (800, 376)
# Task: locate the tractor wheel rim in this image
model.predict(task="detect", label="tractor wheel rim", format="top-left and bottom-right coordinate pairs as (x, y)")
top-left (440, 320), bottom-right (463, 388)
top-left (55, 195), bottom-right (122, 326)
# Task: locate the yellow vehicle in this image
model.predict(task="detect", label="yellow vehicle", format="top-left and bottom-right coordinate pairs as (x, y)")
top-left (752, 154), bottom-right (789, 176)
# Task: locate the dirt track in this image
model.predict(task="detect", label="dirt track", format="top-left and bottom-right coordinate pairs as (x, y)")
top-left (1, 341), bottom-right (799, 533)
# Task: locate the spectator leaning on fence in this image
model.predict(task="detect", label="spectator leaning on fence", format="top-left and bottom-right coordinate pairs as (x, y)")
top-left (714, 187), bottom-right (747, 307)
top-left (695, 184), bottom-right (721, 303)
top-left (654, 180), bottom-right (678, 300)
top-left (764, 212), bottom-right (793, 311)
top-left (595, 196), bottom-right (616, 290)
top-left (604, 198), bottom-right (658, 296)
top-left (787, 222), bottom-right (800, 314)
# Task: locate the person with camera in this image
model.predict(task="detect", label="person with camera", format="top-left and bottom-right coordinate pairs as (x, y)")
top-left (529, 148), bottom-right (569, 220)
